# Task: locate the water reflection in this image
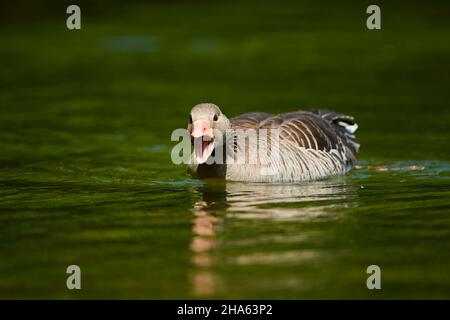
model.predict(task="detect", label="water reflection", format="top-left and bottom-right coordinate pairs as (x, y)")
top-left (189, 178), bottom-right (350, 297)
top-left (201, 178), bottom-right (351, 218)
top-left (189, 200), bottom-right (220, 297)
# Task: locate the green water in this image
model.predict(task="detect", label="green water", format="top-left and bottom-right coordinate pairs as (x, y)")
top-left (1, 1), bottom-right (450, 299)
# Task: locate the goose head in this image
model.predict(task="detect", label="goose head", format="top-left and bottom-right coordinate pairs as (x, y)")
top-left (188, 103), bottom-right (230, 164)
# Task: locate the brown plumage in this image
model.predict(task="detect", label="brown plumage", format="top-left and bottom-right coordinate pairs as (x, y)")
top-left (187, 103), bottom-right (359, 182)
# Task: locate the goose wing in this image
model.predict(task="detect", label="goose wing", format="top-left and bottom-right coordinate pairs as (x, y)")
top-left (230, 109), bottom-right (359, 166)
top-left (259, 110), bottom-right (359, 165)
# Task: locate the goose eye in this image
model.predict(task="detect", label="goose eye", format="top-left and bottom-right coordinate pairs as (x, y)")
top-left (213, 114), bottom-right (219, 122)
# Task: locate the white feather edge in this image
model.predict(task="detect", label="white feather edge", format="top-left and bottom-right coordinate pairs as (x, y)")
top-left (337, 121), bottom-right (358, 134)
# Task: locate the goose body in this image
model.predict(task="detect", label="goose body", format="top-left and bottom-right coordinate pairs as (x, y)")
top-left (187, 103), bottom-right (359, 183)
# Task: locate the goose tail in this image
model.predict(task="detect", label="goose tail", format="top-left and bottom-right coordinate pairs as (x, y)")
top-left (311, 108), bottom-right (360, 157)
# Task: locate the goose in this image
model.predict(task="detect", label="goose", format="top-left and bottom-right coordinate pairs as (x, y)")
top-left (187, 103), bottom-right (359, 182)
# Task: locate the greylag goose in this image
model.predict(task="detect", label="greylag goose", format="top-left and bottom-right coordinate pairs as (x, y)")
top-left (187, 103), bottom-right (359, 182)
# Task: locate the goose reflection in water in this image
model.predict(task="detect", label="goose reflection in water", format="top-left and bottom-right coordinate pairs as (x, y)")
top-left (189, 178), bottom-right (351, 297)
top-left (202, 177), bottom-right (350, 217)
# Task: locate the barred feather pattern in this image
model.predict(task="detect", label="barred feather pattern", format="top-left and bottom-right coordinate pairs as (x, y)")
top-left (222, 109), bottom-right (359, 182)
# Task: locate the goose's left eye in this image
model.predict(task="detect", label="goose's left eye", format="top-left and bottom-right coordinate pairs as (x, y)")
top-left (213, 114), bottom-right (219, 122)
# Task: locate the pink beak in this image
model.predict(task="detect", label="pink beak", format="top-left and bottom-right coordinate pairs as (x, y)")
top-left (191, 120), bottom-right (215, 164)
top-left (192, 120), bottom-right (213, 138)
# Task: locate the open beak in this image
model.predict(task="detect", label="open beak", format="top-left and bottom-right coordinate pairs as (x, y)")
top-left (191, 120), bottom-right (215, 164)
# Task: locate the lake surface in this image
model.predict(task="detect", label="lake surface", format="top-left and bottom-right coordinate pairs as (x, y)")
top-left (0, 1), bottom-right (449, 298)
